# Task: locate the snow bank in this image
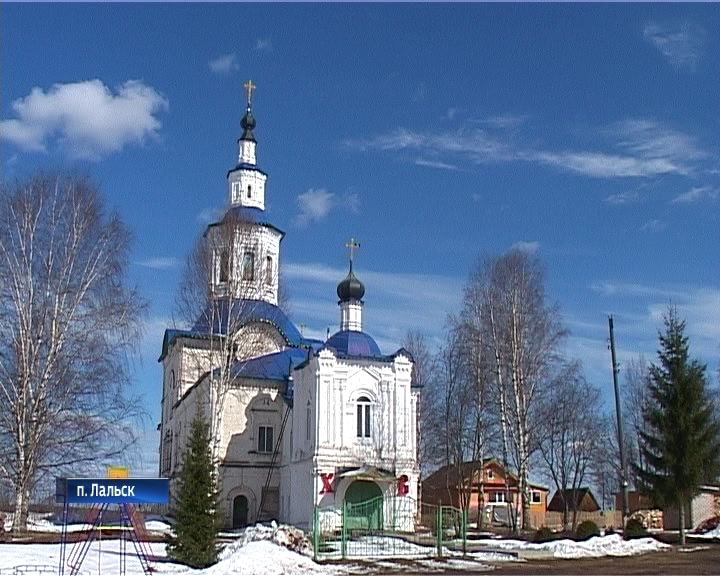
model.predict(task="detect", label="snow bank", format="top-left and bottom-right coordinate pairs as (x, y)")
top-left (219, 522), bottom-right (314, 558)
top-left (204, 540), bottom-right (340, 575)
top-left (470, 533), bottom-right (669, 559)
top-left (689, 525), bottom-right (720, 540)
top-left (144, 520), bottom-right (172, 533)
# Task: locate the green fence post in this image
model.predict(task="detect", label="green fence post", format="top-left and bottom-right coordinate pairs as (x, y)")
top-left (462, 508), bottom-right (468, 557)
top-left (313, 506), bottom-right (319, 562)
top-left (436, 506), bottom-right (443, 558)
top-left (341, 501), bottom-right (347, 559)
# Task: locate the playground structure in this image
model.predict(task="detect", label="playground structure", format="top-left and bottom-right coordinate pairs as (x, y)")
top-left (56, 501), bottom-right (154, 576)
top-left (55, 469), bottom-right (167, 576)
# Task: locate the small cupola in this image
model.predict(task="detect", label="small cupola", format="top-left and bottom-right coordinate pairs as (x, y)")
top-left (337, 265), bottom-right (365, 302)
top-left (240, 106), bottom-right (256, 142)
top-left (337, 238), bottom-right (364, 332)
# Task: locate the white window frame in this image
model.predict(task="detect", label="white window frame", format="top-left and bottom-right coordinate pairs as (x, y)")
top-left (356, 396), bottom-right (372, 438)
top-left (258, 425), bottom-right (274, 453)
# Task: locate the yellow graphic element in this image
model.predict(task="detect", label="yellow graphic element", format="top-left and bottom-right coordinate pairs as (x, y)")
top-left (106, 465), bottom-right (130, 479)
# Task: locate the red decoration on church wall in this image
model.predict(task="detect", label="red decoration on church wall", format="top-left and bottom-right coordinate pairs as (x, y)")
top-left (320, 473), bottom-right (334, 494)
top-left (397, 474), bottom-right (409, 496)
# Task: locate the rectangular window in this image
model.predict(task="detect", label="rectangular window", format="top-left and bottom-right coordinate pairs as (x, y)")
top-left (258, 425), bottom-right (274, 453)
top-left (306, 406), bottom-right (311, 441)
top-left (219, 249), bottom-right (230, 283)
top-left (487, 469), bottom-right (494, 480)
top-left (489, 491), bottom-right (506, 503)
top-left (242, 252), bottom-right (255, 281)
top-left (356, 402), bottom-right (371, 438)
top-left (531, 491), bottom-right (542, 504)
top-left (265, 256), bottom-right (273, 285)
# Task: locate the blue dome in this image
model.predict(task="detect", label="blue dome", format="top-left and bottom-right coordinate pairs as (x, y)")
top-left (326, 330), bottom-right (382, 358)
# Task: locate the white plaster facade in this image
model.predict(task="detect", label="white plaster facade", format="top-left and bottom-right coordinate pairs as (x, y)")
top-left (159, 98), bottom-right (419, 531)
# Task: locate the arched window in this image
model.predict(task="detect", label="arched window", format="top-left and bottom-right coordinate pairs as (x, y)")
top-left (265, 256), bottom-right (273, 285)
top-left (242, 251), bottom-right (255, 281)
top-left (219, 249), bottom-right (230, 283)
top-left (356, 396), bottom-right (371, 438)
top-left (170, 369), bottom-right (176, 389)
top-left (247, 184), bottom-right (252, 198)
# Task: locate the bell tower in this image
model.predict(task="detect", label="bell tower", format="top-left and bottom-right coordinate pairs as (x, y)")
top-left (227, 79), bottom-right (268, 211)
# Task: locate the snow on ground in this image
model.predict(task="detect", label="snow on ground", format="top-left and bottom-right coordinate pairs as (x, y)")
top-left (0, 539), bottom-right (338, 576)
top-left (689, 525), bottom-right (720, 540)
top-left (0, 525), bottom-right (672, 576)
top-left (468, 533), bottom-right (670, 559)
top-left (2, 513), bottom-right (94, 533)
top-left (144, 520), bottom-right (172, 533)
top-left (2, 512), bottom-right (173, 534)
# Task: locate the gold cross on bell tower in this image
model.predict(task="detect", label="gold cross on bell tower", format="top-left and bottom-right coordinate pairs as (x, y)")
top-left (345, 237), bottom-right (360, 266)
top-left (243, 79), bottom-right (256, 108)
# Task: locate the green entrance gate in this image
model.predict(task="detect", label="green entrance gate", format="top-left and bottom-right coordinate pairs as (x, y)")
top-left (313, 495), bottom-right (467, 560)
top-left (344, 480), bottom-right (382, 531)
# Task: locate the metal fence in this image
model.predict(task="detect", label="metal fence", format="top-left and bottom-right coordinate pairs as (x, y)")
top-left (313, 496), bottom-right (467, 560)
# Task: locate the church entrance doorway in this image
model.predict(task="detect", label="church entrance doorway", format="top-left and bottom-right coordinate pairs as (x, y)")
top-left (232, 495), bottom-right (249, 529)
top-left (344, 480), bottom-right (383, 531)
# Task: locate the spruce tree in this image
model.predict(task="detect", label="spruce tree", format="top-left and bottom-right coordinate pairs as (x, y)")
top-left (638, 307), bottom-right (720, 545)
top-left (167, 414), bottom-right (220, 567)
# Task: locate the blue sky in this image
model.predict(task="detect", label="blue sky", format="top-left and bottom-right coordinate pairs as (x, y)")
top-left (2, 4), bottom-right (719, 475)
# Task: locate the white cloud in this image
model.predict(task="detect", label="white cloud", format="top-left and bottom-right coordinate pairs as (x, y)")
top-left (590, 281), bottom-right (685, 300)
top-left (415, 158), bottom-right (458, 170)
top-left (344, 192), bottom-right (360, 214)
top-left (643, 21), bottom-right (705, 71)
top-left (283, 262), bottom-right (463, 352)
top-left (294, 188), bottom-right (335, 227)
top-left (209, 52), bottom-right (239, 74)
top-left (640, 219), bottom-right (666, 232)
top-left (353, 118), bottom-right (705, 180)
top-left (255, 38), bottom-right (272, 51)
top-left (671, 186), bottom-right (719, 204)
top-left (484, 113), bottom-right (528, 129)
top-left (511, 240), bottom-right (540, 254)
top-left (197, 207), bottom-right (223, 224)
top-left (604, 191), bottom-right (644, 205)
top-left (0, 80), bottom-right (168, 160)
top-left (136, 257), bottom-right (180, 270)
top-left (590, 281), bottom-right (720, 360)
top-left (531, 150), bottom-right (681, 178)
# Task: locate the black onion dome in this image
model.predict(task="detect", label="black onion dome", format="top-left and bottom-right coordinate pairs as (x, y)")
top-left (337, 266), bottom-right (365, 301)
top-left (240, 107), bottom-right (256, 141)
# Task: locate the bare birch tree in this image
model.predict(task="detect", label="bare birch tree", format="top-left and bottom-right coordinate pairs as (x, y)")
top-left (174, 210), bottom-right (285, 467)
top-left (470, 250), bottom-right (566, 530)
top-left (537, 362), bottom-right (602, 530)
top-left (0, 175), bottom-right (144, 533)
top-left (403, 330), bottom-right (438, 476)
top-left (622, 355), bottom-right (651, 488)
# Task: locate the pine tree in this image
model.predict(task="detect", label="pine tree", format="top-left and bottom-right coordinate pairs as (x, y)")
top-left (167, 415), bottom-right (220, 567)
top-left (638, 307), bottom-right (720, 545)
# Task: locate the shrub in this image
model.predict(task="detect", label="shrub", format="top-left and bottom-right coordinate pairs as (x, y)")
top-left (624, 517), bottom-right (648, 540)
top-left (575, 520), bottom-right (600, 540)
top-left (533, 526), bottom-right (556, 543)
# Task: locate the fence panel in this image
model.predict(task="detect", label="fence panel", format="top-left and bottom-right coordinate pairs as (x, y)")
top-left (314, 498), bottom-right (467, 560)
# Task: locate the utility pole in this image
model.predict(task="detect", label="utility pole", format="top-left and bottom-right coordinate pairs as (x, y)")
top-left (609, 315), bottom-right (630, 523)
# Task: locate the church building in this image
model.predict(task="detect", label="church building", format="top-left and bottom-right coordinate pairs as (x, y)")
top-left (159, 84), bottom-right (420, 531)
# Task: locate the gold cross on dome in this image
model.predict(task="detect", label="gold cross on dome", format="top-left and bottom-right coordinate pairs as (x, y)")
top-left (345, 237), bottom-right (360, 263)
top-left (243, 80), bottom-right (257, 107)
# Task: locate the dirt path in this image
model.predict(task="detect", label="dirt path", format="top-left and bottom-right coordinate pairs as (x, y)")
top-left (490, 545), bottom-right (720, 575)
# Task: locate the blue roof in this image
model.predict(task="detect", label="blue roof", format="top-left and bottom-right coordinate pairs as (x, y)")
top-left (192, 298), bottom-right (303, 343)
top-left (207, 206), bottom-right (285, 238)
top-left (230, 347), bottom-right (309, 382)
top-left (159, 299), bottom-right (303, 361)
top-left (229, 162), bottom-right (268, 176)
top-left (325, 330), bottom-right (383, 358)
